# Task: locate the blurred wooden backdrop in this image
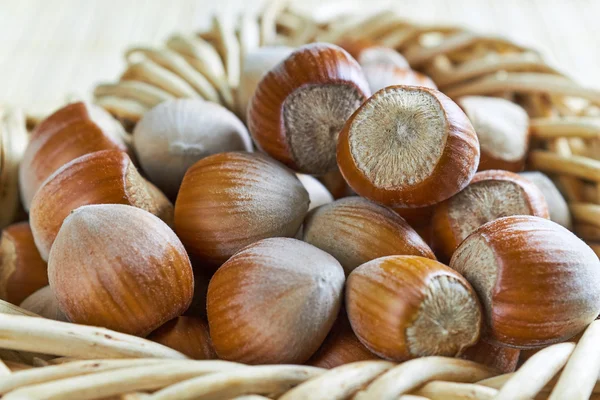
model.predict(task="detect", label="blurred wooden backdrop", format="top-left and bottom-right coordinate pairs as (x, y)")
top-left (1, 0), bottom-right (599, 116)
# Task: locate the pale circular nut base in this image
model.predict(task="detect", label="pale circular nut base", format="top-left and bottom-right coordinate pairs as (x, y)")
top-left (337, 86), bottom-right (480, 208)
top-left (432, 170), bottom-right (549, 261)
top-left (346, 255), bottom-right (482, 362)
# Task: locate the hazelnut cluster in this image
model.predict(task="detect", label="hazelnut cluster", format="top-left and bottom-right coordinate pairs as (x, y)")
top-left (2, 41), bottom-right (599, 370)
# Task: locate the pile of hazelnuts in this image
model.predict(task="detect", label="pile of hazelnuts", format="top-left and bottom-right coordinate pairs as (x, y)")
top-left (4, 42), bottom-right (600, 370)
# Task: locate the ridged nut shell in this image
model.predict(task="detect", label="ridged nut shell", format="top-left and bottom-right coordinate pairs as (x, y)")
top-left (0, 222), bottom-right (48, 305)
top-left (432, 170), bottom-right (549, 262)
top-left (19, 102), bottom-right (129, 210)
top-left (148, 316), bottom-right (216, 360)
top-left (174, 152), bottom-right (309, 268)
top-left (337, 86), bottom-right (480, 208)
top-left (303, 197), bottom-right (435, 275)
top-left (450, 215), bottom-right (600, 348)
top-left (30, 150), bottom-right (173, 261)
top-left (207, 237), bottom-right (345, 364)
top-left (48, 204), bottom-right (194, 336)
top-left (347, 255), bottom-right (482, 361)
top-left (247, 43), bottom-right (370, 175)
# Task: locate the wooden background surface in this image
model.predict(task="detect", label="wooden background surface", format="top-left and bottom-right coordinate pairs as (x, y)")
top-left (1, 0), bottom-right (599, 116)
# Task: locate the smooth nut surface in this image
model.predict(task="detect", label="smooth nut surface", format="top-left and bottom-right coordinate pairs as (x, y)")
top-left (148, 316), bottom-right (217, 360)
top-left (248, 43), bottom-right (370, 175)
top-left (307, 312), bottom-right (379, 369)
top-left (29, 150), bottom-right (173, 261)
top-left (133, 99), bottom-right (253, 198)
top-left (303, 197), bottom-right (435, 275)
top-left (236, 46), bottom-right (294, 119)
top-left (297, 174), bottom-right (334, 211)
top-left (20, 286), bottom-right (68, 322)
top-left (48, 204), bottom-right (194, 337)
top-left (337, 86), bottom-right (480, 207)
top-left (362, 64), bottom-right (437, 93)
top-left (0, 222), bottom-right (48, 305)
top-left (174, 152), bottom-right (309, 268)
top-left (346, 255), bottom-right (482, 361)
top-left (207, 237), bottom-right (345, 364)
top-left (450, 215), bottom-right (600, 348)
top-left (432, 170), bottom-right (549, 261)
top-left (19, 102), bottom-right (129, 210)
top-left (460, 339), bottom-right (520, 373)
top-left (457, 96), bottom-right (529, 172)
top-left (520, 171), bottom-right (572, 229)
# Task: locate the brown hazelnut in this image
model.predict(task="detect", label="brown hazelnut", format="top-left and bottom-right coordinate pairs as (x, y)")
top-left (450, 215), bottom-right (600, 348)
top-left (337, 86), bottom-right (480, 208)
top-left (247, 43), bottom-right (370, 175)
top-left (48, 204), bottom-right (194, 336)
top-left (460, 339), bottom-right (520, 373)
top-left (148, 316), bottom-right (217, 360)
top-left (362, 64), bottom-right (437, 93)
top-left (29, 150), bottom-right (173, 261)
top-left (19, 102), bottom-right (129, 210)
top-left (132, 99), bottom-right (253, 198)
top-left (302, 197), bottom-right (435, 275)
top-left (19, 286), bottom-right (68, 322)
top-left (236, 46), bottom-right (294, 119)
top-left (457, 96), bottom-right (529, 172)
top-left (0, 222), bottom-right (48, 305)
top-left (174, 152), bottom-right (309, 269)
top-left (207, 237), bottom-right (345, 364)
top-left (346, 255), bottom-right (482, 361)
top-left (307, 312), bottom-right (379, 369)
top-left (318, 168), bottom-right (355, 200)
top-left (432, 170), bottom-right (549, 262)
top-left (337, 38), bottom-right (409, 69)
top-left (296, 174), bottom-right (334, 211)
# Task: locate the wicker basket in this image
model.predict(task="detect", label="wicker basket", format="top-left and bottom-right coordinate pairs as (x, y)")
top-left (1, 1), bottom-right (600, 399)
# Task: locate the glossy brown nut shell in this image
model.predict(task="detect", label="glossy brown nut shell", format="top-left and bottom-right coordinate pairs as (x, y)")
top-left (450, 215), bottom-right (600, 349)
top-left (337, 86), bottom-right (480, 208)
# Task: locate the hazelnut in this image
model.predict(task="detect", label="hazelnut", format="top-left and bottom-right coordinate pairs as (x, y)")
top-left (132, 99), bottom-right (253, 199)
top-left (457, 96), bottom-right (529, 172)
top-left (460, 339), bottom-right (520, 373)
top-left (432, 170), bottom-right (549, 262)
top-left (30, 150), bottom-right (173, 261)
top-left (207, 237), bottom-right (345, 364)
top-left (318, 168), bottom-right (355, 200)
top-left (337, 86), bottom-right (480, 208)
top-left (392, 206), bottom-right (434, 229)
top-left (296, 174), bottom-right (334, 211)
top-left (0, 222), bottom-right (48, 305)
top-left (519, 171), bottom-right (572, 229)
top-left (174, 152), bottom-right (309, 268)
top-left (183, 267), bottom-right (212, 319)
top-left (247, 43), bottom-right (370, 175)
top-left (302, 197), bottom-right (435, 275)
top-left (346, 255), bottom-right (482, 361)
top-left (337, 38), bottom-right (409, 69)
top-left (48, 204), bottom-right (194, 336)
top-left (236, 46), bottom-right (294, 119)
top-left (148, 316), bottom-right (217, 360)
top-left (19, 102), bottom-right (129, 210)
top-left (362, 64), bottom-right (437, 93)
top-left (450, 215), bottom-right (600, 348)
top-left (307, 312), bottom-right (378, 369)
top-left (20, 286), bottom-right (68, 322)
